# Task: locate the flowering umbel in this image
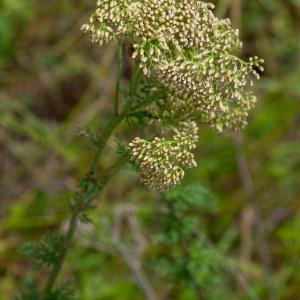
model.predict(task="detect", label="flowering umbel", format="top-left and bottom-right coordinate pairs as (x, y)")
top-left (82, 0), bottom-right (263, 191)
top-left (128, 121), bottom-right (198, 192)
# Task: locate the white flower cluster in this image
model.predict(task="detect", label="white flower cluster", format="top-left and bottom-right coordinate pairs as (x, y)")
top-left (156, 55), bottom-right (262, 131)
top-left (128, 122), bottom-right (198, 191)
top-left (82, 0), bottom-right (263, 191)
top-left (81, 0), bottom-right (137, 45)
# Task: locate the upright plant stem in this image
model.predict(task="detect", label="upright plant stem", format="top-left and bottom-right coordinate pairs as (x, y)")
top-left (130, 66), bottom-right (142, 97)
top-left (42, 64), bottom-right (143, 298)
top-left (114, 41), bottom-right (123, 116)
top-left (43, 157), bottom-right (127, 297)
top-left (90, 109), bottom-right (128, 174)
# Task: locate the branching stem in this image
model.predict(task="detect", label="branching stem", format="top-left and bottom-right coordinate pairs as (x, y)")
top-left (42, 64), bottom-right (143, 298)
top-left (43, 157), bottom-right (126, 298)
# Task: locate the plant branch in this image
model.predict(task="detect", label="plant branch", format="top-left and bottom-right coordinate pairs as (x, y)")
top-left (130, 65), bottom-right (142, 97)
top-left (90, 65), bottom-right (143, 174)
top-left (42, 157), bottom-right (127, 298)
top-left (90, 109), bottom-right (128, 174)
top-left (42, 63), bottom-right (144, 298)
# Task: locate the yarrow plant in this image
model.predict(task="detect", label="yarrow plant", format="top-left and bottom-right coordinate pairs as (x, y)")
top-left (82, 0), bottom-right (263, 191)
top-left (19, 1), bottom-right (262, 299)
top-left (129, 121), bottom-right (198, 191)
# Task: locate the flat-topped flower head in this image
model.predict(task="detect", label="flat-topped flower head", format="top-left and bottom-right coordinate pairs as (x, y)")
top-left (82, 0), bottom-right (263, 191)
top-left (128, 122), bottom-right (198, 192)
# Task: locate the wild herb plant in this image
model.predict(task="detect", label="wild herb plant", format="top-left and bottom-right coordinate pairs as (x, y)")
top-left (150, 184), bottom-right (261, 300)
top-left (18, 0), bottom-right (262, 298)
top-left (151, 184), bottom-right (221, 299)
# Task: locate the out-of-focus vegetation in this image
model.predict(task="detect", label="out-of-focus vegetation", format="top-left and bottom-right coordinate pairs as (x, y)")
top-left (0, 0), bottom-right (299, 299)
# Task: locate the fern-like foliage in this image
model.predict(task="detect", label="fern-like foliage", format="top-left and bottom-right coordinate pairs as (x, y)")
top-left (21, 234), bottom-right (65, 269)
top-left (16, 279), bottom-right (77, 300)
top-left (151, 183), bottom-right (229, 298)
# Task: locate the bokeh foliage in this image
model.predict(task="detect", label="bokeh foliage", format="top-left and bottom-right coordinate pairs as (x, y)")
top-left (0, 0), bottom-right (299, 299)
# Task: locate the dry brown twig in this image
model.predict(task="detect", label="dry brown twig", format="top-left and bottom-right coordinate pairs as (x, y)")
top-left (113, 204), bottom-right (159, 300)
top-left (229, 2), bottom-right (276, 299)
top-left (233, 132), bottom-right (276, 300)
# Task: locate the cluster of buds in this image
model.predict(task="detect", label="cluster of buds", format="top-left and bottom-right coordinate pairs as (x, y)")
top-left (81, 0), bottom-right (137, 45)
top-left (155, 54), bottom-right (263, 131)
top-left (128, 122), bottom-right (198, 191)
top-left (82, 0), bottom-right (263, 191)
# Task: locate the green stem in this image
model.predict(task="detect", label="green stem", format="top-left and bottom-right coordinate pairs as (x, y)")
top-left (90, 110), bottom-right (128, 174)
top-left (114, 41), bottom-right (123, 116)
top-left (91, 65), bottom-right (143, 174)
top-left (130, 66), bottom-right (142, 97)
top-left (43, 157), bottom-right (127, 297)
top-left (42, 64), bottom-right (144, 298)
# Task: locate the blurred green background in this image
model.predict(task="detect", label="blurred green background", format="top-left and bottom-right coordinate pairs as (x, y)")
top-left (0, 0), bottom-right (299, 299)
